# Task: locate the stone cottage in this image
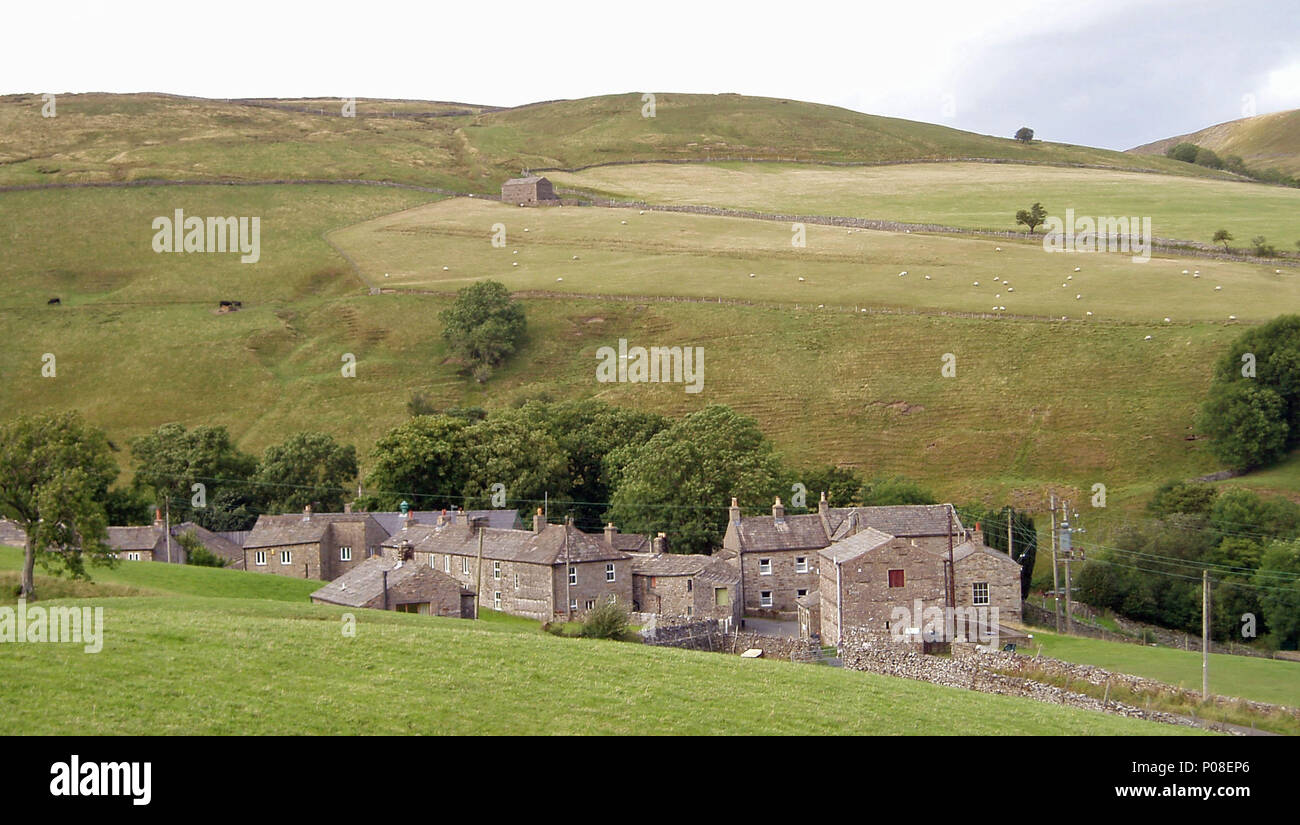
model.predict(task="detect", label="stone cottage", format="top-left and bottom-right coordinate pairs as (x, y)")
top-left (243, 507), bottom-right (389, 580)
top-left (380, 510), bottom-right (632, 621)
top-left (500, 175), bottom-right (557, 205)
top-left (719, 494), bottom-right (967, 619)
top-left (630, 553), bottom-right (741, 623)
top-left (105, 512), bottom-right (245, 568)
top-left (310, 548), bottom-right (475, 617)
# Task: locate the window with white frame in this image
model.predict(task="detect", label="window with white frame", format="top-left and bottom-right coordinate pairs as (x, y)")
top-left (972, 582), bottom-right (990, 606)
top-left (795, 556), bottom-right (808, 573)
top-left (760, 591), bottom-right (773, 608)
top-left (585, 600), bottom-right (595, 610)
top-left (430, 554), bottom-right (437, 568)
top-left (759, 558), bottom-right (772, 575)
top-left (280, 550), bottom-right (292, 565)
top-left (494, 591), bottom-right (502, 610)
top-left (569, 599), bottom-right (578, 611)
top-left (127, 552), bottom-right (140, 561)
top-left (605, 563), bottom-right (615, 582)
top-left (255, 551), bottom-right (266, 566)
top-left (493, 560), bottom-right (501, 580)
top-left (339, 546), bottom-right (352, 562)
top-left (462, 557), bottom-right (470, 575)
top-left (797, 588), bottom-right (807, 598)
top-left (513, 572), bottom-right (519, 589)
top-left (568, 566), bottom-right (577, 586)
top-left (444, 555), bottom-right (450, 573)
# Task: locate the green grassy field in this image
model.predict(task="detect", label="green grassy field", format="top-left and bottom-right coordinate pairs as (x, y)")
top-left (1131, 108), bottom-right (1300, 177)
top-left (0, 593), bottom-right (1196, 735)
top-left (548, 161), bottom-right (1300, 245)
top-left (1026, 627), bottom-right (1300, 708)
top-left (332, 196), bottom-right (1292, 323)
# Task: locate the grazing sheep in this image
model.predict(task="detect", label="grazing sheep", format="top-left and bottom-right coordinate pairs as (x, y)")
top-left (1007, 287), bottom-right (1014, 292)
top-left (442, 266), bottom-right (449, 271)
top-left (1144, 335), bottom-right (1153, 340)
top-left (973, 281), bottom-right (980, 286)
top-left (798, 277), bottom-right (806, 282)
top-left (556, 277), bottom-right (563, 282)
top-left (1182, 270), bottom-right (1189, 275)
top-left (1074, 266), bottom-right (1081, 272)
top-left (1086, 311), bottom-right (1093, 316)
top-left (1215, 286), bottom-right (1222, 290)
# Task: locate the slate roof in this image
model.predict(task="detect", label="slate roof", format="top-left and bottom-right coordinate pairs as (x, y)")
top-left (695, 558), bottom-right (741, 587)
top-left (244, 513), bottom-right (382, 549)
top-left (949, 538), bottom-right (1020, 567)
top-left (609, 532), bottom-right (651, 552)
top-left (368, 509), bottom-right (521, 536)
top-left (826, 505), bottom-right (962, 540)
top-left (383, 522), bottom-right (629, 565)
top-left (730, 512), bottom-right (831, 552)
top-left (818, 527), bottom-right (896, 564)
top-left (311, 555), bottom-right (472, 608)
top-left (106, 526), bottom-right (165, 552)
top-left (0, 519), bottom-right (27, 547)
top-left (172, 522), bottom-right (245, 569)
top-left (633, 554), bottom-right (714, 577)
top-left (503, 175), bottom-right (545, 185)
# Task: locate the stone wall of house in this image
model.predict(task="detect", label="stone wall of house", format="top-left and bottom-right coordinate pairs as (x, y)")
top-left (386, 568), bottom-right (472, 618)
top-left (738, 548), bottom-right (819, 617)
top-left (954, 549), bottom-right (1022, 623)
top-left (822, 538), bottom-right (947, 643)
top-left (552, 558), bottom-right (633, 618)
top-left (247, 542), bottom-right (322, 579)
top-left (320, 520), bottom-right (389, 581)
top-left (415, 549), bottom-right (554, 621)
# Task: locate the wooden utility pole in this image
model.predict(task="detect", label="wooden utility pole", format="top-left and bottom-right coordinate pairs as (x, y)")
top-left (1049, 494), bottom-right (1061, 632)
top-left (164, 498), bottom-right (172, 564)
top-left (1202, 569), bottom-right (1211, 703)
top-left (474, 519), bottom-right (484, 619)
top-left (1061, 501), bottom-right (1073, 633)
top-left (1007, 507), bottom-right (1014, 561)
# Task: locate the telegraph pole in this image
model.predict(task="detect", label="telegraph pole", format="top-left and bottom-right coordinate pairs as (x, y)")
top-left (1202, 569), bottom-right (1211, 703)
top-left (1061, 502), bottom-right (1074, 634)
top-left (474, 518), bottom-right (484, 619)
top-left (1049, 494), bottom-right (1061, 632)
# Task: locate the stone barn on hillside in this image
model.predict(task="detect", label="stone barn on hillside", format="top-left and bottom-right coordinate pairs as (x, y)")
top-left (501, 175), bottom-right (557, 205)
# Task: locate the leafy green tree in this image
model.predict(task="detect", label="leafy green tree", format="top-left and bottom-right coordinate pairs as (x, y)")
top-left (861, 477), bottom-right (937, 506)
top-left (1147, 479), bottom-right (1218, 518)
top-left (359, 415), bottom-right (470, 510)
top-left (460, 413), bottom-right (571, 510)
top-left (1194, 146), bottom-right (1224, 169)
top-left (0, 413), bottom-right (117, 597)
top-left (1206, 314), bottom-right (1300, 452)
top-left (1015, 202), bottom-right (1048, 233)
top-left (1256, 541), bottom-right (1300, 649)
top-left (1210, 487), bottom-right (1300, 542)
top-left (1212, 228), bottom-right (1233, 250)
top-left (1166, 142), bottom-right (1200, 163)
top-left (1199, 382), bottom-right (1289, 470)
top-left (129, 423), bottom-right (260, 529)
top-left (1014, 127), bottom-right (1034, 143)
top-left (255, 432), bottom-right (358, 514)
top-left (103, 485), bottom-right (155, 526)
top-left (606, 405), bottom-right (785, 554)
top-left (175, 529), bottom-right (226, 568)
top-left (794, 465), bottom-right (866, 510)
top-left (438, 280), bottom-right (526, 381)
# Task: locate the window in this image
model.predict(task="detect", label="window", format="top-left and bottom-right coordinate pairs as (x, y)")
top-left (797, 588), bottom-right (807, 598)
top-left (493, 561), bottom-right (501, 580)
top-left (715, 587), bottom-right (730, 607)
top-left (339, 546), bottom-right (352, 562)
top-left (568, 566), bottom-right (577, 586)
top-left (462, 557), bottom-right (470, 575)
top-left (972, 582), bottom-right (990, 606)
top-left (759, 558), bottom-right (772, 575)
top-left (686, 579), bottom-right (693, 592)
top-left (760, 591), bottom-right (773, 608)
top-left (514, 572), bottom-right (520, 589)
top-left (127, 552), bottom-right (140, 561)
top-left (280, 550), bottom-right (292, 565)
top-left (255, 551), bottom-right (266, 566)
top-left (444, 555), bottom-right (450, 573)
top-left (686, 606), bottom-right (693, 618)
top-left (585, 600), bottom-right (595, 611)
top-left (494, 591), bottom-right (502, 610)
top-left (605, 563), bottom-right (616, 582)
top-left (888, 569), bottom-right (905, 588)
top-left (569, 599), bottom-right (578, 611)
top-left (796, 556), bottom-right (808, 573)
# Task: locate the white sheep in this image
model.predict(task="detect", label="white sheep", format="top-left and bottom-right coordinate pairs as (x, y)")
top-left (442, 266), bottom-right (449, 271)
top-left (1215, 286), bottom-right (1222, 291)
top-left (1074, 266), bottom-right (1081, 272)
top-left (1144, 335), bottom-right (1153, 340)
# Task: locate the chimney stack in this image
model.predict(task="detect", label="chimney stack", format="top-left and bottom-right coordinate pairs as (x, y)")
top-left (565, 515), bottom-right (575, 527)
top-left (533, 507), bottom-right (545, 533)
top-left (652, 532), bottom-right (668, 554)
top-left (604, 522), bottom-right (618, 546)
top-left (729, 497), bottom-right (741, 526)
top-left (399, 540), bottom-right (414, 563)
top-left (972, 521), bottom-right (984, 547)
top-left (818, 491), bottom-right (829, 517)
top-left (302, 504), bottom-right (312, 522)
top-left (154, 508), bottom-right (164, 528)
top-left (343, 501), bottom-right (352, 514)
top-left (772, 496), bottom-right (785, 520)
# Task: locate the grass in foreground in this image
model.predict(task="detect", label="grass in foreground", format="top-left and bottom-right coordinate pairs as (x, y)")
top-left (0, 595), bottom-right (1198, 735)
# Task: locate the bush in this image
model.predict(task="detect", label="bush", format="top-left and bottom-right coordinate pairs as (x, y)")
top-left (176, 531), bottom-right (226, 568)
top-left (580, 599), bottom-right (630, 640)
top-left (1166, 142), bottom-right (1200, 164)
top-left (1252, 236), bottom-right (1277, 257)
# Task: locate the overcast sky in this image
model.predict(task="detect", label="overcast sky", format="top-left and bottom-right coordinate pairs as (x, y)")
top-left (5, 0), bottom-right (1298, 150)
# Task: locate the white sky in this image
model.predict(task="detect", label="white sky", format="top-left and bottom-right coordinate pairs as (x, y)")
top-left (5, 0), bottom-right (1298, 149)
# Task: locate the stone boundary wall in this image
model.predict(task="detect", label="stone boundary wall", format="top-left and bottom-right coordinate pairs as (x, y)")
top-left (0, 178), bottom-right (493, 198)
top-left (838, 630), bottom-right (1201, 729)
top-left (642, 617), bottom-right (817, 659)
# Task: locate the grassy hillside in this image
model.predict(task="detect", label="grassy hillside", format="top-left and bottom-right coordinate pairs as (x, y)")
top-left (332, 197), bottom-right (1291, 322)
top-left (0, 92), bottom-right (1233, 191)
top-left (548, 160), bottom-right (1300, 246)
top-left (1130, 109), bottom-right (1300, 177)
top-left (0, 594), bottom-right (1195, 735)
top-left (1027, 627), bottom-right (1300, 708)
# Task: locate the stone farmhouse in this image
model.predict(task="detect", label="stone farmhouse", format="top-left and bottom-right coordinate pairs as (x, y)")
top-left (310, 548), bottom-right (475, 617)
top-left (243, 507), bottom-right (388, 580)
top-left (500, 175), bottom-right (557, 205)
top-left (629, 552), bottom-right (741, 623)
top-left (812, 524), bottom-right (1023, 646)
top-left (106, 513), bottom-right (245, 568)
top-left (719, 494), bottom-right (968, 618)
top-left (380, 510), bottom-right (632, 621)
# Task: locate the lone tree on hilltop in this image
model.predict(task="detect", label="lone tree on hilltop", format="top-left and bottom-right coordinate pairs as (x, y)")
top-left (1015, 202), bottom-right (1048, 233)
top-left (1014, 127), bottom-right (1034, 143)
top-left (1213, 229), bottom-right (1233, 250)
top-left (439, 280), bottom-right (526, 382)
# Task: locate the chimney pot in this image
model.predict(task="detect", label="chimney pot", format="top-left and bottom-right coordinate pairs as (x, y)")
top-left (533, 508), bottom-right (545, 533)
top-left (818, 491), bottom-right (829, 516)
top-left (772, 497), bottom-right (785, 520)
top-left (303, 504), bottom-right (312, 522)
top-left (728, 497), bottom-right (742, 525)
top-left (604, 522), bottom-right (618, 544)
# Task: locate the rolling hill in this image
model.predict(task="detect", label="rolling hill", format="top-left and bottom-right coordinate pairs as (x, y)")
top-left (1130, 108), bottom-right (1300, 177)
